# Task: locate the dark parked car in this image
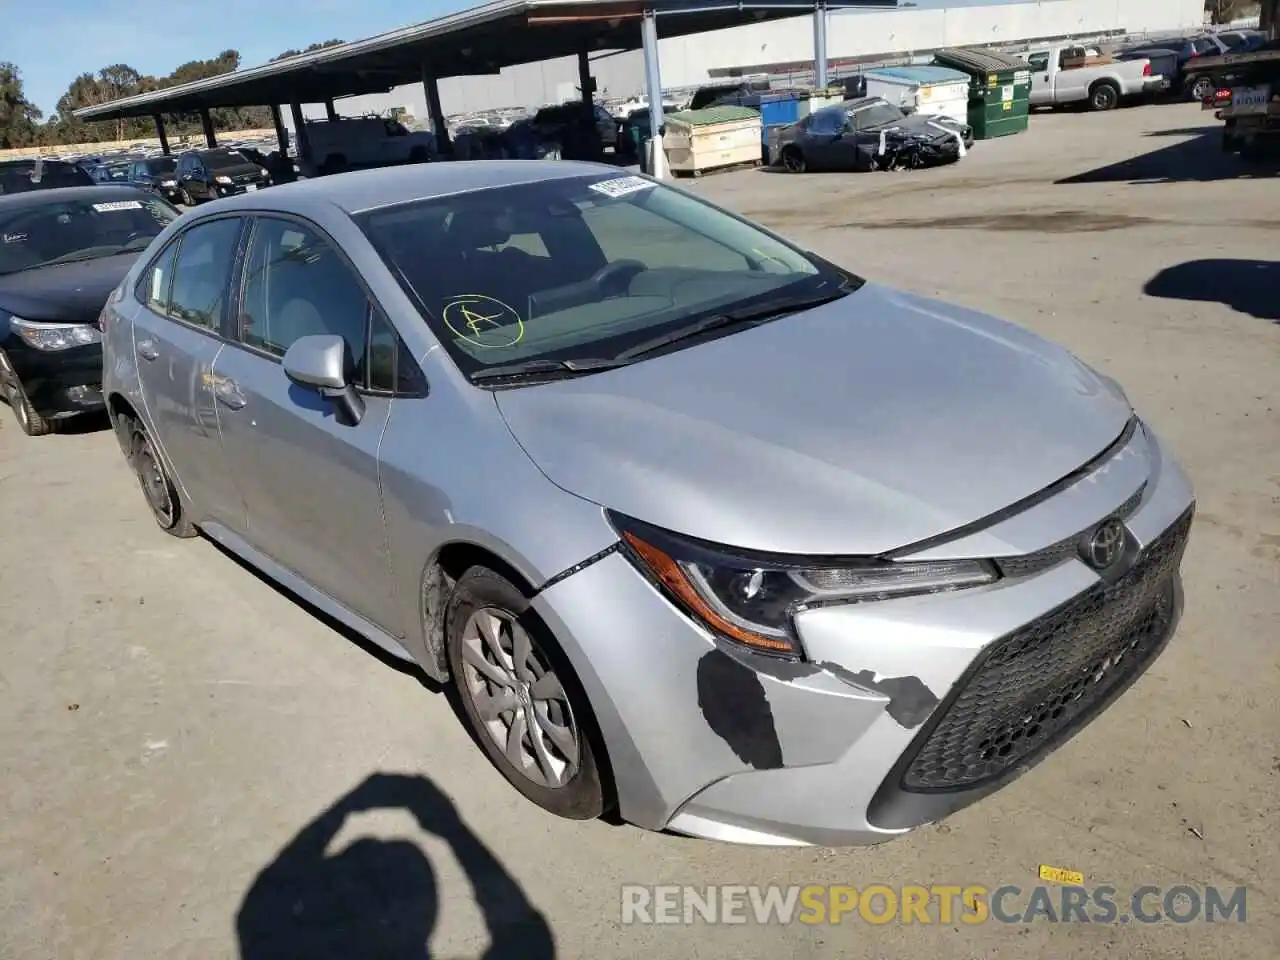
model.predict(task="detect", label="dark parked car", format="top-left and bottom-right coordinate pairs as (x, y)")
top-left (0, 159), bottom-right (95, 195)
top-left (128, 156), bottom-right (182, 203)
top-left (1119, 35), bottom-right (1230, 100)
top-left (174, 148), bottom-right (269, 205)
top-left (1217, 30), bottom-right (1268, 53)
top-left (773, 98), bottom-right (972, 173)
top-left (90, 161), bottom-right (133, 184)
top-left (531, 103), bottom-right (617, 158)
top-left (0, 186), bottom-right (179, 434)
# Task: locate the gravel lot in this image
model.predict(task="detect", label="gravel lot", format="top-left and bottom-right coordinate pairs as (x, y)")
top-left (1, 102), bottom-right (1276, 959)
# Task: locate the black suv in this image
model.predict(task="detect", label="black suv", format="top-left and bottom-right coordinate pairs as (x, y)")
top-left (174, 148), bottom-right (268, 205)
top-left (127, 157), bottom-right (182, 203)
top-left (0, 160), bottom-right (95, 195)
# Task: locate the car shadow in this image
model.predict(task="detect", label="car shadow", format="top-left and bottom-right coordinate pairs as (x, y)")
top-left (1145, 259), bottom-right (1280, 322)
top-left (1056, 123), bottom-right (1280, 184)
top-left (236, 772), bottom-right (557, 959)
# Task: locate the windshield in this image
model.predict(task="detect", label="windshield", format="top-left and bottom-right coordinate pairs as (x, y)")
top-left (0, 195), bottom-right (178, 276)
top-left (146, 158), bottom-right (177, 175)
top-left (850, 101), bottom-right (906, 128)
top-left (358, 173), bottom-right (853, 378)
top-left (203, 149), bottom-right (246, 171)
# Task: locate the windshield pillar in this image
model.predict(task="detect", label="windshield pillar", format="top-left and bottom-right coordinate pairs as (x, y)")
top-left (153, 114), bottom-right (170, 156)
top-left (813, 1), bottom-right (829, 89)
top-left (199, 107), bottom-right (217, 148)
top-left (641, 10), bottom-right (667, 180)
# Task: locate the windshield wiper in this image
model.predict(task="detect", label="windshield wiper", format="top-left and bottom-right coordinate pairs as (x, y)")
top-left (615, 287), bottom-right (852, 362)
top-left (470, 356), bottom-right (630, 384)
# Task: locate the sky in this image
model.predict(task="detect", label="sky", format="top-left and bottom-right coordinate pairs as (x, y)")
top-left (7, 0), bottom-right (1024, 117)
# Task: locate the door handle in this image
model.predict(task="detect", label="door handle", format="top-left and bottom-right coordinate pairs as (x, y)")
top-left (137, 339), bottom-right (160, 361)
top-left (214, 378), bottom-right (247, 410)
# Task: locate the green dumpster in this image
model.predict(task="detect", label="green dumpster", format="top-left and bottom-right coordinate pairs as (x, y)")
top-left (932, 48), bottom-right (1031, 139)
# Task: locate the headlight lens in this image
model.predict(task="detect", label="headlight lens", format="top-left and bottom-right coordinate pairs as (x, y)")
top-left (11, 317), bottom-right (102, 351)
top-left (214, 175), bottom-right (232, 184)
top-left (611, 513), bottom-right (998, 658)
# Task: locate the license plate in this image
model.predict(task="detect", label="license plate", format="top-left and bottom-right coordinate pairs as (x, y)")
top-left (1001, 84), bottom-right (1014, 102)
top-left (1233, 84), bottom-right (1271, 109)
top-left (245, 184), bottom-right (258, 192)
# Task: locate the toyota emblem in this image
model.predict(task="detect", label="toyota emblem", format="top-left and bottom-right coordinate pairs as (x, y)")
top-left (1085, 517), bottom-right (1127, 571)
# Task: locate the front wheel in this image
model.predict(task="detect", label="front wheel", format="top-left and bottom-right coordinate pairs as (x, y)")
top-left (446, 566), bottom-right (607, 820)
top-left (179, 187), bottom-right (194, 206)
top-left (781, 146), bottom-right (807, 173)
top-left (0, 349), bottom-right (51, 436)
top-left (129, 420), bottom-right (197, 538)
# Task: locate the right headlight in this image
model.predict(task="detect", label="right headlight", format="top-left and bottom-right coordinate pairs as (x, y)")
top-left (610, 513), bottom-right (998, 659)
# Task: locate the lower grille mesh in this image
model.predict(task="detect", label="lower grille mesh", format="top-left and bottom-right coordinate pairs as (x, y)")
top-left (902, 508), bottom-right (1193, 792)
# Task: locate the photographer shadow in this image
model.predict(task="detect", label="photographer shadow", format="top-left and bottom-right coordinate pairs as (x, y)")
top-left (236, 772), bottom-right (555, 959)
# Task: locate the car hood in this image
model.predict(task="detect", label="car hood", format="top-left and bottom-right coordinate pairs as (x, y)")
top-left (496, 283), bottom-right (1133, 556)
top-left (0, 254), bottom-right (135, 324)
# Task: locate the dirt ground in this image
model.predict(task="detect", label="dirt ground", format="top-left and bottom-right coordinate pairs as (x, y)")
top-left (1, 102), bottom-right (1277, 959)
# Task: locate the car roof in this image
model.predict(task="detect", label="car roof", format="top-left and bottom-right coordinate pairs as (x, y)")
top-left (0, 184), bottom-right (153, 211)
top-left (190, 159), bottom-right (622, 216)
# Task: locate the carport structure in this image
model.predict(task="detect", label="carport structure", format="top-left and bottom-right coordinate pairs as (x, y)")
top-left (73, 0), bottom-right (893, 179)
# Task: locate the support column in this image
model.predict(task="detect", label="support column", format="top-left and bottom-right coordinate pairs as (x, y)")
top-left (199, 107), bottom-right (217, 147)
top-left (153, 114), bottom-right (170, 155)
top-left (270, 104), bottom-right (288, 154)
top-left (813, 1), bottom-right (829, 89)
top-left (289, 101), bottom-right (310, 168)
top-left (640, 9), bottom-right (667, 180)
top-left (578, 49), bottom-right (595, 107)
top-left (421, 67), bottom-right (452, 157)
top-left (324, 98), bottom-right (338, 120)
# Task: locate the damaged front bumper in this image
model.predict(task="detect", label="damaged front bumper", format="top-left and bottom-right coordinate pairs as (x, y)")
top-left (531, 424), bottom-right (1194, 847)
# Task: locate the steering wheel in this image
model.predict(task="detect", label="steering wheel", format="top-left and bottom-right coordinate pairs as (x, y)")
top-left (589, 259), bottom-right (645, 296)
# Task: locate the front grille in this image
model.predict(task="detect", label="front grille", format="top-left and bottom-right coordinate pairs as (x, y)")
top-left (996, 484), bottom-right (1146, 579)
top-left (901, 507), bottom-right (1193, 792)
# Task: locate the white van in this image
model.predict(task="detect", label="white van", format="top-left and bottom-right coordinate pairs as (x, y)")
top-left (301, 117), bottom-right (436, 175)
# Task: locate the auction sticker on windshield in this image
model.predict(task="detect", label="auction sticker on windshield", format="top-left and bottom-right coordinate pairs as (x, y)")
top-left (92, 200), bottom-right (144, 212)
top-left (588, 176), bottom-right (654, 199)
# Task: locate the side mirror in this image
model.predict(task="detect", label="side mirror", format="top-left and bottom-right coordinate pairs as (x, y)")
top-left (282, 334), bottom-right (365, 426)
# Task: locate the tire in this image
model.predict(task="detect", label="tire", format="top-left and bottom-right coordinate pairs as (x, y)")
top-left (408, 146), bottom-right (429, 163)
top-left (129, 420), bottom-right (196, 538)
top-left (780, 146), bottom-right (807, 173)
top-left (0, 349), bottom-right (51, 436)
top-left (445, 566), bottom-right (607, 820)
top-left (179, 187), bottom-right (194, 206)
top-left (1187, 75), bottom-right (1213, 103)
top-left (1089, 81), bottom-right (1120, 112)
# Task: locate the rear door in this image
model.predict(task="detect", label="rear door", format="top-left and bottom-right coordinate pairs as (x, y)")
top-left (131, 215), bottom-right (247, 530)
top-left (210, 214), bottom-right (399, 631)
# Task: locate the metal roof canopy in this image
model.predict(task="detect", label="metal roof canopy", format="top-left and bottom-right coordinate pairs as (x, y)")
top-left (74, 0), bottom-right (895, 120)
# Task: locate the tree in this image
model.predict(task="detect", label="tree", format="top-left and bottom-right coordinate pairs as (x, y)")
top-left (0, 62), bottom-right (42, 148)
top-left (271, 39), bottom-right (344, 62)
top-left (1205, 0), bottom-right (1259, 25)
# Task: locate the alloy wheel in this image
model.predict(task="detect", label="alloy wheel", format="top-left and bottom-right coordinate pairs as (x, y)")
top-left (457, 608), bottom-right (581, 789)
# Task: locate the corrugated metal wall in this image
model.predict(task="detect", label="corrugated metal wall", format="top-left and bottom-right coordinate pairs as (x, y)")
top-left (297, 0), bottom-right (1206, 123)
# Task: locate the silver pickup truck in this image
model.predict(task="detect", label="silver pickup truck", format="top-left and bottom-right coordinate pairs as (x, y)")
top-left (1019, 44), bottom-right (1164, 111)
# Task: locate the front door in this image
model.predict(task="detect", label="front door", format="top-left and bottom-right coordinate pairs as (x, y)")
top-left (1027, 52), bottom-right (1053, 105)
top-left (211, 215), bottom-right (398, 632)
top-left (132, 216), bottom-right (247, 530)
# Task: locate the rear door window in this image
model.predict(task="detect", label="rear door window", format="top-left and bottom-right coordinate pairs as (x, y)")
top-left (167, 217), bottom-right (243, 331)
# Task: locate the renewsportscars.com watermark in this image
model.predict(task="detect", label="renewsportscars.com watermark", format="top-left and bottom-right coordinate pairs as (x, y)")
top-left (620, 883), bottom-right (1248, 926)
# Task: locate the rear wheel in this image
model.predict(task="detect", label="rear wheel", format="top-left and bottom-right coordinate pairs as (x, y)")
top-left (129, 420), bottom-right (196, 538)
top-left (0, 350), bottom-right (51, 436)
top-left (1089, 81), bottom-right (1120, 112)
top-left (445, 566), bottom-right (607, 820)
top-left (1187, 75), bottom-right (1214, 103)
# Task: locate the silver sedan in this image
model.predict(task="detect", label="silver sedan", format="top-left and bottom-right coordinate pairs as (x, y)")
top-left (99, 160), bottom-right (1194, 846)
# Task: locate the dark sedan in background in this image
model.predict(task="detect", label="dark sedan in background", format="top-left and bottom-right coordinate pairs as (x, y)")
top-left (0, 186), bottom-right (179, 435)
top-left (174, 148), bottom-right (269, 205)
top-left (128, 156), bottom-right (183, 203)
top-left (772, 97), bottom-right (973, 173)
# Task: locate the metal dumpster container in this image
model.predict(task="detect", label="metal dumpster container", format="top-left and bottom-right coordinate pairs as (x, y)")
top-left (662, 106), bottom-right (763, 177)
top-left (862, 66), bottom-right (972, 125)
top-left (932, 48), bottom-right (1031, 139)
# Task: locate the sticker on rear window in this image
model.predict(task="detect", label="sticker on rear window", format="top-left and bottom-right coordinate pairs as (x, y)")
top-left (587, 176), bottom-right (654, 199)
top-left (92, 200), bottom-right (143, 212)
